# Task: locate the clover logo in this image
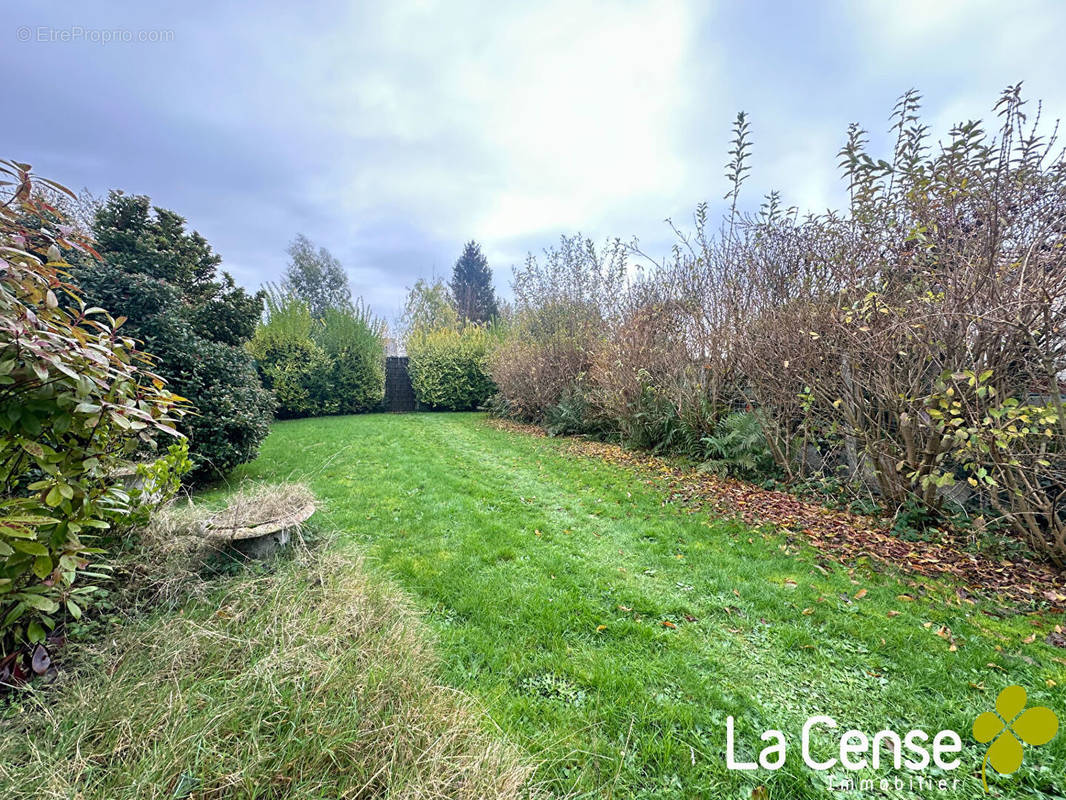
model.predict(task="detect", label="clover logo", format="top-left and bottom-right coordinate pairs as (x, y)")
top-left (973, 685), bottom-right (1058, 792)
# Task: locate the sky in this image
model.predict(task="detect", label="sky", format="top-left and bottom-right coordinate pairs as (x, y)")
top-left (5, 0), bottom-right (1066, 325)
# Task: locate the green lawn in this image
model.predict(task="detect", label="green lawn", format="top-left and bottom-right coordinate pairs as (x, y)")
top-left (222, 412), bottom-right (1065, 799)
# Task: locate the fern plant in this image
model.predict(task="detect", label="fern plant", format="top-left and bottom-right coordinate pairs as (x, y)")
top-left (699, 412), bottom-right (776, 480)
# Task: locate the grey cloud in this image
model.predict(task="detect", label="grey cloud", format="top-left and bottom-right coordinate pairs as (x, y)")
top-left (5, 0), bottom-right (1066, 323)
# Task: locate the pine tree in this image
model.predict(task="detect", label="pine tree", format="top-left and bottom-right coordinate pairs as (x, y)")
top-left (449, 240), bottom-right (498, 323)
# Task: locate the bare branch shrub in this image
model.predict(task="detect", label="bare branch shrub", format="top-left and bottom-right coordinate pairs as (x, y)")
top-left (733, 86), bottom-right (1066, 563)
top-left (489, 235), bottom-right (627, 422)
top-left (490, 89), bottom-right (1066, 564)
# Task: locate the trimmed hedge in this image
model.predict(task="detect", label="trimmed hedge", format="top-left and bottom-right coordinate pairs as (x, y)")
top-left (408, 326), bottom-right (496, 411)
top-left (249, 294), bottom-right (385, 419)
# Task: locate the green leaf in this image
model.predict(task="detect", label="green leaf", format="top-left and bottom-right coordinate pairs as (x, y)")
top-left (26, 621), bottom-right (46, 643)
top-left (0, 525), bottom-right (42, 539)
top-left (2, 603), bottom-right (26, 627)
top-left (11, 539), bottom-right (49, 556)
top-left (45, 485), bottom-right (64, 507)
top-left (16, 593), bottom-right (59, 613)
top-left (33, 555), bottom-right (54, 579)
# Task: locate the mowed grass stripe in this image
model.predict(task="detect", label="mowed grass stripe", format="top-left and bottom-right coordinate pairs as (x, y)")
top-left (221, 413), bottom-right (1065, 799)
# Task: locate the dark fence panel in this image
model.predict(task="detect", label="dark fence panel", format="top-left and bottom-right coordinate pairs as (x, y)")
top-left (385, 356), bottom-right (416, 412)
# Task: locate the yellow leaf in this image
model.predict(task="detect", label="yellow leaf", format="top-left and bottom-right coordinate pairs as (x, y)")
top-left (1013, 706), bottom-right (1059, 746)
top-left (973, 711), bottom-right (1002, 743)
top-left (996, 685), bottom-right (1027, 720)
top-left (986, 731), bottom-right (1023, 775)
top-left (854, 588), bottom-right (867, 599)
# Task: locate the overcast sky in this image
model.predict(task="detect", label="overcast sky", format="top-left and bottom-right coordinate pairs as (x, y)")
top-left (6, 1), bottom-right (1066, 323)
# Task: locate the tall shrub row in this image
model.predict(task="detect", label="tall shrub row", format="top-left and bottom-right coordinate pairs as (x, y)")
top-left (487, 87), bottom-right (1066, 565)
top-left (249, 292), bottom-right (385, 419)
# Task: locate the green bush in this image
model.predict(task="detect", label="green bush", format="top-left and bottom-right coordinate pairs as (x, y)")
top-left (248, 294), bottom-right (326, 419)
top-left (318, 304), bottom-right (386, 414)
top-left (408, 325), bottom-right (496, 411)
top-left (71, 192), bottom-right (273, 481)
top-left (0, 162), bottom-right (187, 656)
top-left (121, 443), bottom-right (194, 531)
top-left (249, 293), bottom-right (385, 419)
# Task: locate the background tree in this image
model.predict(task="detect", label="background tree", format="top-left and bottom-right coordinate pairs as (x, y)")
top-left (282, 234), bottom-right (351, 318)
top-left (71, 192), bottom-right (273, 480)
top-left (450, 241), bottom-right (498, 324)
top-left (400, 278), bottom-right (458, 341)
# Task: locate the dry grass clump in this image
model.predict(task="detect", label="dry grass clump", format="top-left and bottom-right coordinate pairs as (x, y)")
top-left (115, 482), bottom-right (317, 608)
top-left (204, 482), bottom-right (317, 532)
top-left (114, 498), bottom-right (217, 607)
top-left (0, 546), bottom-right (534, 799)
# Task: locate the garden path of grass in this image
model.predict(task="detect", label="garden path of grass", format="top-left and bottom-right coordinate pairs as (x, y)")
top-left (222, 412), bottom-right (1066, 799)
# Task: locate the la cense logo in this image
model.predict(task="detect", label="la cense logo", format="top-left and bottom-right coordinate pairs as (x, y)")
top-left (973, 685), bottom-right (1058, 792)
top-left (725, 684), bottom-right (1058, 793)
